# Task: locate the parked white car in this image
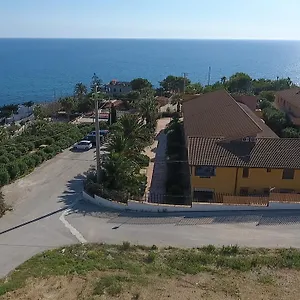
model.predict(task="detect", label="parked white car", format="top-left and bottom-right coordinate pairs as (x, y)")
top-left (73, 140), bottom-right (92, 151)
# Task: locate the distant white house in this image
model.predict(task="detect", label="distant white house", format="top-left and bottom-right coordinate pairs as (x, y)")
top-left (103, 80), bottom-right (132, 96)
top-left (5, 104), bottom-right (34, 124)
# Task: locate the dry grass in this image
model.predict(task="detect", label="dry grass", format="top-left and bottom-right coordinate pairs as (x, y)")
top-left (1, 243), bottom-right (300, 299)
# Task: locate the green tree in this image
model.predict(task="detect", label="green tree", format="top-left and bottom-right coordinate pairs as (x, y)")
top-left (160, 75), bottom-right (191, 93)
top-left (33, 105), bottom-right (46, 120)
top-left (259, 91), bottom-right (275, 102)
top-left (74, 83), bottom-right (87, 99)
top-left (59, 97), bottom-right (75, 121)
top-left (227, 72), bottom-right (252, 93)
top-left (221, 76), bottom-right (227, 85)
top-left (0, 127), bottom-right (9, 142)
top-left (262, 107), bottom-right (289, 135)
top-left (281, 127), bottom-right (300, 138)
top-left (138, 95), bottom-right (158, 129)
top-left (90, 73), bottom-right (102, 92)
top-left (185, 83), bottom-right (203, 94)
top-left (130, 78), bottom-right (152, 91)
top-left (259, 99), bottom-right (272, 109)
top-left (77, 97), bottom-right (94, 113)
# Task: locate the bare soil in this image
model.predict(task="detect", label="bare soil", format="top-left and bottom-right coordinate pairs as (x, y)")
top-left (2, 269), bottom-right (300, 300)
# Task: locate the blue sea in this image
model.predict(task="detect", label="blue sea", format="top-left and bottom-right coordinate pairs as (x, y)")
top-left (1, 39), bottom-right (300, 105)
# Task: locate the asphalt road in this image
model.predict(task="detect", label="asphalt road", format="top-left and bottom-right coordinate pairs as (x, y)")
top-left (0, 148), bottom-right (95, 278)
top-left (1, 148), bottom-right (300, 279)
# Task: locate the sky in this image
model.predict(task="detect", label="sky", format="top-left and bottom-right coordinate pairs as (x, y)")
top-left (0, 0), bottom-right (299, 40)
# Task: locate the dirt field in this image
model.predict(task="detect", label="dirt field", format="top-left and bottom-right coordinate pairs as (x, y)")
top-left (2, 269), bottom-right (300, 300)
top-left (1, 244), bottom-right (300, 300)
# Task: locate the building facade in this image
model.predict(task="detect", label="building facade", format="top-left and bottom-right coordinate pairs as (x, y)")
top-left (183, 90), bottom-right (300, 202)
top-left (103, 80), bottom-right (132, 96)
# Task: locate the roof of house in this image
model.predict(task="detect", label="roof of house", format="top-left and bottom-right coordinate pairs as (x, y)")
top-left (188, 136), bottom-right (300, 169)
top-left (232, 95), bottom-right (258, 111)
top-left (237, 103), bottom-right (278, 138)
top-left (182, 89), bottom-right (262, 140)
top-left (276, 88), bottom-right (300, 107)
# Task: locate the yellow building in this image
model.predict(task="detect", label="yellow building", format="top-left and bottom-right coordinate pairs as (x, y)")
top-left (183, 90), bottom-right (300, 202)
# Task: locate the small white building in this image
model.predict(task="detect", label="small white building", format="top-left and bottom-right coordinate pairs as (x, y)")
top-left (103, 80), bottom-right (132, 96)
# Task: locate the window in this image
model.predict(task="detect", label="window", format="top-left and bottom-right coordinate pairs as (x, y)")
top-left (242, 168), bottom-right (249, 178)
top-left (113, 88), bottom-right (116, 93)
top-left (282, 169), bottom-right (294, 180)
top-left (120, 88), bottom-right (122, 92)
top-left (195, 166), bottom-right (216, 178)
top-left (266, 168), bottom-right (271, 173)
top-left (240, 187), bottom-right (248, 196)
top-left (280, 189), bottom-right (294, 193)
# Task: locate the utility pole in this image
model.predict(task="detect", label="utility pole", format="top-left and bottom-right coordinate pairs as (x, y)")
top-left (207, 66), bottom-right (212, 86)
top-left (183, 72), bottom-right (188, 94)
top-left (94, 85), bottom-right (101, 183)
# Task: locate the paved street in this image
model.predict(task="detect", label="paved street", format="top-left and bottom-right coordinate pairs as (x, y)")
top-left (1, 146), bottom-right (300, 279)
top-left (0, 148), bottom-right (95, 277)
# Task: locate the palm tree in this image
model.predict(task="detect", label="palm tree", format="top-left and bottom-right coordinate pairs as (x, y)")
top-left (74, 83), bottom-right (87, 99)
top-left (59, 97), bottom-right (75, 121)
top-left (171, 93), bottom-right (183, 113)
top-left (221, 76), bottom-right (227, 85)
top-left (138, 97), bottom-right (158, 128)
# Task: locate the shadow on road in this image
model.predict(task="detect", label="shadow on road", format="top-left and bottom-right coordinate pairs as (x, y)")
top-left (0, 207), bottom-right (66, 236)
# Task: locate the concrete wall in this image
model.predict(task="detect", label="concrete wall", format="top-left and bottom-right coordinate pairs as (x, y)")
top-left (83, 191), bottom-right (300, 212)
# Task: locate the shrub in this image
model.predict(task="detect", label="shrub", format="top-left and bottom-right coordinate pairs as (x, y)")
top-left (6, 162), bottom-right (20, 180)
top-left (0, 148), bottom-right (7, 156)
top-left (17, 160), bottom-right (28, 176)
top-left (120, 241), bottom-right (131, 251)
top-left (146, 251), bottom-right (156, 263)
top-left (0, 168), bottom-right (10, 186)
top-left (30, 153), bottom-right (43, 166)
top-left (43, 137), bottom-right (54, 145)
top-left (6, 153), bottom-right (16, 162)
top-left (135, 154), bottom-right (150, 168)
top-left (0, 156), bottom-right (9, 164)
top-left (43, 146), bottom-right (55, 154)
top-left (22, 155), bottom-right (36, 169)
top-left (26, 142), bottom-right (35, 152)
top-left (17, 145), bottom-right (28, 154)
top-left (11, 150), bottom-right (22, 158)
top-left (0, 191), bottom-right (7, 217)
top-left (36, 150), bottom-right (47, 162)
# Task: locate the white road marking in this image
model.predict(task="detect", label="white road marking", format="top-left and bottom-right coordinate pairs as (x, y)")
top-left (59, 198), bottom-right (87, 244)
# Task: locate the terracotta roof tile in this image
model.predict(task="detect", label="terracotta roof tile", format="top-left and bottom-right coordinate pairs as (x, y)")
top-left (237, 103), bottom-right (278, 138)
top-left (183, 90), bottom-right (262, 140)
top-left (233, 95), bottom-right (258, 111)
top-left (188, 137), bottom-right (300, 169)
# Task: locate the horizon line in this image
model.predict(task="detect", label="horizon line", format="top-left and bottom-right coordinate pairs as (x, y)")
top-left (1, 37), bottom-right (300, 41)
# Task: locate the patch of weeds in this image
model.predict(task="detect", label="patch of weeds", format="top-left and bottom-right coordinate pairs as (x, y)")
top-left (132, 292), bottom-right (141, 299)
top-left (93, 275), bottom-right (131, 296)
top-left (201, 245), bottom-right (216, 254)
top-left (257, 274), bottom-right (275, 285)
top-left (220, 245), bottom-right (239, 256)
top-left (216, 256), bottom-right (252, 272)
top-left (146, 251), bottom-right (156, 263)
top-left (151, 245), bottom-right (158, 250)
top-left (120, 241), bottom-right (131, 251)
top-left (279, 248), bottom-right (300, 268)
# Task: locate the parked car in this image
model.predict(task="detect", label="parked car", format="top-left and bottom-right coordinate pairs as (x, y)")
top-left (73, 140), bottom-right (92, 151)
top-left (86, 130), bottom-right (110, 146)
top-left (89, 130), bottom-right (109, 137)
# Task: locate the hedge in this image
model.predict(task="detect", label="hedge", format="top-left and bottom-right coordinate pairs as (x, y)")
top-left (0, 121), bottom-right (93, 186)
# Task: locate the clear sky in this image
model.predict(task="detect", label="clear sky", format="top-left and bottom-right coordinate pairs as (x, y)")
top-left (1, 0), bottom-right (299, 39)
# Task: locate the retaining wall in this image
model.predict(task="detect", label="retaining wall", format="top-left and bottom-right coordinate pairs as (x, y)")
top-left (83, 191), bottom-right (300, 212)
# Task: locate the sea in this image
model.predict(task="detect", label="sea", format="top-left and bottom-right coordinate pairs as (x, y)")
top-left (1, 39), bottom-right (300, 105)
